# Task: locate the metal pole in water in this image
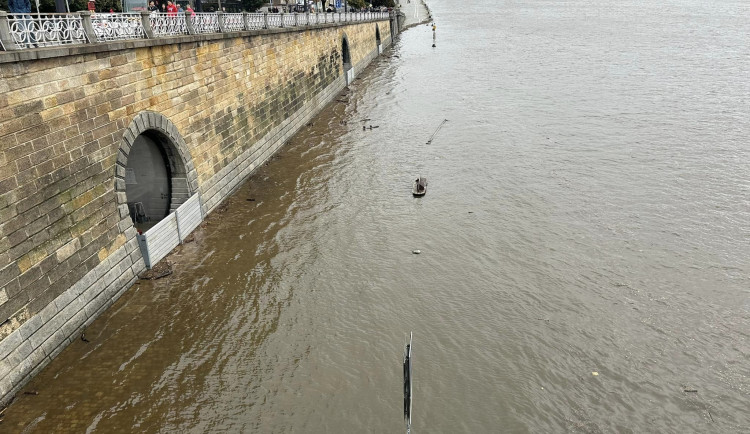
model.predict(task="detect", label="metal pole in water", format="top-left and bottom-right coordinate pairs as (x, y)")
top-left (404, 332), bottom-right (413, 434)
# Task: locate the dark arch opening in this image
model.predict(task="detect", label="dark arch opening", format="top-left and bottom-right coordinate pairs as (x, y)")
top-left (342, 35), bottom-right (351, 68)
top-left (341, 33), bottom-right (352, 85)
top-left (124, 131), bottom-right (178, 231)
top-left (115, 111), bottom-right (198, 237)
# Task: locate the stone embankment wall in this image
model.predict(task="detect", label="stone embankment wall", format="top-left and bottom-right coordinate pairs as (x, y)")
top-left (0, 19), bottom-right (392, 406)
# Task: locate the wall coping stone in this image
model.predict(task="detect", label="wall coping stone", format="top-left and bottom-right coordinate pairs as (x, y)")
top-left (0, 18), bottom-right (390, 65)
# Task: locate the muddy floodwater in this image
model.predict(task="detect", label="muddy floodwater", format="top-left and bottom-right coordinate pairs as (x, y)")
top-left (4, 0), bottom-right (750, 432)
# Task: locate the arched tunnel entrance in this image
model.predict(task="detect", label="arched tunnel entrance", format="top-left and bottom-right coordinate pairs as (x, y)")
top-left (116, 112), bottom-right (201, 268)
top-left (376, 25), bottom-right (382, 54)
top-left (125, 133), bottom-right (172, 231)
top-left (116, 112), bottom-right (198, 234)
top-left (342, 34), bottom-right (353, 85)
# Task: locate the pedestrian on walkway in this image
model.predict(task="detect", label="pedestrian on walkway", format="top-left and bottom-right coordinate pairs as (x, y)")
top-left (8, 0), bottom-right (36, 47)
top-left (167, 0), bottom-right (178, 16)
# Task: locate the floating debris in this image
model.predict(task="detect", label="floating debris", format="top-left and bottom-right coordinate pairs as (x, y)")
top-left (592, 372), bottom-right (599, 376)
top-left (412, 250), bottom-right (421, 254)
top-left (139, 261), bottom-right (173, 280)
top-left (247, 198), bottom-right (256, 201)
top-left (684, 389), bottom-right (698, 393)
top-left (426, 119), bottom-right (449, 144)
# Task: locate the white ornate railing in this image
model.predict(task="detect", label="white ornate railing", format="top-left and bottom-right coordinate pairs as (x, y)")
top-left (222, 13), bottom-right (244, 32)
top-left (245, 13), bottom-right (265, 30)
top-left (192, 13), bottom-right (219, 34)
top-left (282, 13), bottom-right (295, 27)
top-left (91, 13), bottom-right (145, 41)
top-left (149, 12), bottom-right (188, 37)
top-left (267, 13), bottom-right (282, 28)
top-left (8, 13), bottom-right (87, 49)
top-left (0, 11), bottom-right (391, 51)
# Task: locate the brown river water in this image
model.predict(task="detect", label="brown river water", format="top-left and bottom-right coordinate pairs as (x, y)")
top-left (3, 0), bottom-right (749, 432)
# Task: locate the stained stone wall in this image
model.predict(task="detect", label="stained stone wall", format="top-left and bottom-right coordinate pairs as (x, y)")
top-left (0, 18), bottom-right (392, 406)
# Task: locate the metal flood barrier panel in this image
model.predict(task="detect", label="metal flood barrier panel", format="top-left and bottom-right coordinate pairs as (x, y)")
top-left (136, 193), bottom-right (203, 268)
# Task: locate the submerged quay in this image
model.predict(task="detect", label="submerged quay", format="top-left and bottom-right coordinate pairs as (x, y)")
top-left (0, 8), bottom-right (400, 410)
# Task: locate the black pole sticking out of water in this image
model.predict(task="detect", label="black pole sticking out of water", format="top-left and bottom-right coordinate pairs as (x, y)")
top-left (404, 332), bottom-right (413, 434)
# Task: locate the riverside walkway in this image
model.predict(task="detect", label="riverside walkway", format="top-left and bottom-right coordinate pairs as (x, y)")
top-left (0, 10), bottom-right (389, 52)
top-left (397, 0), bottom-right (431, 28)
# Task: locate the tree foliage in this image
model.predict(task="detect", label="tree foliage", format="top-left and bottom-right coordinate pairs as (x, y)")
top-left (240, 0), bottom-right (263, 12)
top-left (371, 0), bottom-right (394, 7)
top-left (347, 0), bottom-right (366, 10)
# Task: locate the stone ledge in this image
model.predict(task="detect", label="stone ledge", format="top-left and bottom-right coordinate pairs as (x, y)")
top-left (0, 18), bottom-right (391, 65)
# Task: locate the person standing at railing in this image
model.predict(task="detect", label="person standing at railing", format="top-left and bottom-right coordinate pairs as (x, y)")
top-left (8, 0), bottom-right (35, 47)
top-left (7, 0), bottom-right (31, 14)
top-left (166, 0), bottom-right (178, 16)
top-left (186, 4), bottom-right (196, 17)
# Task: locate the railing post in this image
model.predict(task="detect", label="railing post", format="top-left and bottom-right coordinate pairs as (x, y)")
top-left (279, 12), bottom-right (284, 28)
top-left (140, 11), bottom-right (155, 38)
top-left (242, 12), bottom-right (248, 30)
top-left (0, 12), bottom-right (18, 51)
top-left (185, 13), bottom-right (196, 34)
top-left (263, 12), bottom-right (268, 29)
top-left (78, 11), bottom-right (99, 44)
top-left (217, 12), bottom-right (226, 32)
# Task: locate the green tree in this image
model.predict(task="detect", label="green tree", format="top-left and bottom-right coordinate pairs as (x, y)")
top-left (347, 0), bottom-right (366, 10)
top-left (241, 0), bottom-right (264, 12)
top-left (371, 0), bottom-right (394, 7)
top-left (69, 0), bottom-right (87, 11)
top-left (94, 0), bottom-right (122, 12)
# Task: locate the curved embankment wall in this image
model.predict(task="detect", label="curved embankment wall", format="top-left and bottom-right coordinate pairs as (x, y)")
top-left (0, 18), bottom-right (392, 405)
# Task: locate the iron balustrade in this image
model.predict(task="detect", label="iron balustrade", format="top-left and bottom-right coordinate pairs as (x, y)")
top-left (91, 13), bottom-right (145, 41)
top-left (266, 13), bottom-right (282, 28)
top-left (149, 12), bottom-right (188, 37)
top-left (192, 13), bottom-right (219, 34)
top-left (5, 13), bottom-right (87, 49)
top-left (245, 13), bottom-right (265, 30)
top-left (222, 13), bottom-right (245, 32)
top-left (0, 11), bottom-right (391, 51)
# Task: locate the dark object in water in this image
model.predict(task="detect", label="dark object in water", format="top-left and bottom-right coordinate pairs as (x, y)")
top-left (413, 177), bottom-right (427, 197)
top-left (403, 332), bottom-right (413, 434)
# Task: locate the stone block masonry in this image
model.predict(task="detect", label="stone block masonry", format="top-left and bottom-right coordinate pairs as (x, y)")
top-left (0, 18), bottom-right (394, 406)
